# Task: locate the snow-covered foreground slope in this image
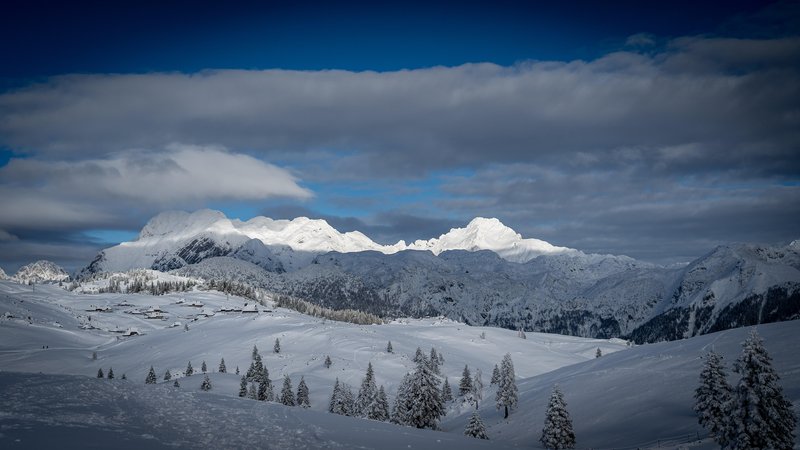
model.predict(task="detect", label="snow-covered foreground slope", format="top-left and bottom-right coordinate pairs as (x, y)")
top-left (442, 320), bottom-right (800, 449)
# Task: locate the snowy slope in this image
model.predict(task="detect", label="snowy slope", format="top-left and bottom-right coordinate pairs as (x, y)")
top-left (13, 260), bottom-right (69, 283)
top-left (0, 266), bottom-right (6, 279)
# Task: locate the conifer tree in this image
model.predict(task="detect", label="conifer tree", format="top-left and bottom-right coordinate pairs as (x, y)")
top-left (201, 360), bottom-right (207, 373)
top-left (407, 357), bottom-right (444, 429)
top-left (490, 364), bottom-right (500, 385)
top-left (121, 373), bottom-right (127, 380)
top-left (145, 366), bottom-right (157, 384)
top-left (297, 376), bottom-right (310, 408)
top-left (429, 348), bottom-right (440, 374)
top-left (442, 377), bottom-right (453, 402)
top-left (473, 368), bottom-right (484, 402)
top-left (391, 373), bottom-right (413, 425)
top-left (252, 344), bottom-right (259, 360)
top-left (596, 348), bottom-right (602, 358)
top-left (200, 374), bottom-right (212, 391)
top-left (258, 375), bottom-right (274, 402)
top-left (459, 365), bottom-right (473, 396)
top-left (324, 355), bottom-right (332, 368)
top-left (280, 375), bottom-right (295, 406)
top-left (464, 411), bottom-right (489, 439)
top-left (186, 361), bottom-right (194, 376)
top-left (218, 358), bottom-right (227, 373)
top-left (694, 350), bottom-right (732, 446)
top-left (173, 379), bottom-right (180, 388)
top-left (97, 368), bottom-right (104, 378)
top-left (107, 367), bottom-right (114, 379)
top-left (274, 338), bottom-right (281, 354)
top-left (329, 378), bottom-right (341, 413)
top-left (92, 351), bottom-right (98, 360)
top-left (248, 382), bottom-right (258, 400)
top-left (235, 366), bottom-right (240, 375)
top-left (341, 383), bottom-right (355, 416)
top-left (413, 347), bottom-right (424, 364)
top-left (356, 362), bottom-right (378, 417)
top-left (540, 385), bottom-right (575, 450)
top-left (726, 329), bottom-right (796, 449)
top-left (164, 369), bottom-right (172, 381)
top-left (246, 361), bottom-right (256, 381)
top-left (239, 376), bottom-right (248, 397)
top-left (372, 385), bottom-right (390, 422)
top-left (496, 353), bottom-right (518, 418)
top-left (387, 341), bottom-right (393, 353)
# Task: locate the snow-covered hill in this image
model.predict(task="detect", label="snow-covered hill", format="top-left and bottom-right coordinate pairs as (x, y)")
top-left (0, 281), bottom-right (797, 449)
top-left (13, 260), bottom-right (69, 284)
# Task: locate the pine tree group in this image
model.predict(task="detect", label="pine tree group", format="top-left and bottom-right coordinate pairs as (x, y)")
top-left (329, 378), bottom-right (355, 416)
top-left (540, 385), bottom-right (576, 450)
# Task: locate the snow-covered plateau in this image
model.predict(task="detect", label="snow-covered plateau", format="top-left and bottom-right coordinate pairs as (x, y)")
top-left (76, 209), bottom-right (800, 343)
top-left (0, 280), bottom-right (798, 449)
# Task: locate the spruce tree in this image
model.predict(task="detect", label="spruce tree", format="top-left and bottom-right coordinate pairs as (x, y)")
top-left (372, 385), bottom-right (390, 422)
top-left (258, 376), bottom-right (270, 401)
top-left (540, 385), bottom-right (575, 450)
top-left (173, 379), bottom-right (180, 388)
top-left (200, 374), bottom-right (212, 391)
top-left (341, 383), bottom-right (355, 416)
top-left (324, 355), bottom-right (332, 368)
top-left (459, 365), bottom-right (473, 396)
top-left (121, 373), bottom-right (127, 380)
top-left (442, 377), bottom-right (453, 402)
top-left (186, 361), bottom-right (194, 376)
top-left (246, 360), bottom-right (256, 381)
top-left (218, 358), bottom-right (227, 373)
top-left (201, 360), bottom-right (207, 373)
top-left (280, 375), bottom-right (295, 406)
top-left (464, 411), bottom-right (489, 439)
top-left (107, 367), bottom-right (114, 379)
top-left (274, 338), bottom-right (281, 354)
top-left (407, 357), bottom-right (444, 429)
top-left (252, 344), bottom-right (259, 360)
top-left (473, 368), bottom-right (484, 402)
top-left (694, 350), bottom-right (732, 446)
top-left (356, 362), bottom-right (378, 417)
top-left (391, 373), bottom-right (413, 425)
top-left (386, 341), bottom-right (393, 353)
top-left (329, 378), bottom-right (341, 413)
top-left (97, 368), bottom-right (104, 378)
top-left (239, 375), bottom-right (248, 397)
top-left (413, 347), bottom-right (424, 364)
top-left (235, 366), bottom-right (240, 375)
top-left (297, 376), bottom-right (310, 408)
top-left (164, 369), bottom-right (172, 381)
top-left (248, 382), bottom-right (258, 400)
top-left (595, 348), bottom-right (602, 358)
top-left (726, 329), bottom-right (796, 449)
top-left (145, 366), bottom-right (157, 384)
top-left (490, 364), bottom-right (500, 385)
top-left (429, 348), bottom-right (440, 374)
top-left (496, 353), bottom-right (518, 418)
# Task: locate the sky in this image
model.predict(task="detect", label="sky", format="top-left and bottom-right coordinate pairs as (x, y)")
top-left (1, 0), bottom-right (799, 273)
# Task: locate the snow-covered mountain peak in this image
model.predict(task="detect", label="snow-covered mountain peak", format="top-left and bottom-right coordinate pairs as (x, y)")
top-left (406, 216), bottom-right (575, 263)
top-left (138, 209), bottom-right (232, 241)
top-left (13, 260), bottom-right (69, 283)
top-left (0, 267), bottom-right (6, 280)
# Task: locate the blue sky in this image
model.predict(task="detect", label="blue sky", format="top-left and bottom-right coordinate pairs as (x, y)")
top-left (0, 0), bottom-right (798, 272)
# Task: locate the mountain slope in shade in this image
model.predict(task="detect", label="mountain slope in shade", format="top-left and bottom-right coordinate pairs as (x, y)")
top-left (80, 210), bottom-right (577, 276)
top-left (13, 260), bottom-right (69, 283)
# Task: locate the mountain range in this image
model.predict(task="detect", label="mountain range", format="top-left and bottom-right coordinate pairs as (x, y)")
top-left (62, 209), bottom-right (799, 342)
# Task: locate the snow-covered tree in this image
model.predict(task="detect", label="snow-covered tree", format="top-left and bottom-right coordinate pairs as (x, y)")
top-left (329, 378), bottom-right (341, 413)
top-left (235, 366), bottom-right (240, 375)
top-left (92, 351), bottom-right (97, 360)
top-left (145, 366), bottom-right (157, 384)
top-left (473, 368), bottom-right (484, 402)
top-left (330, 379), bottom-right (355, 416)
top-left (107, 367), bottom-right (114, 379)
top-left (386, 341), bottom-right (393, 353)
top-left (442, 378), bottom-right (453, 402)
top-left (164, 369), bottom-right (172, 381)
top-left (280, 375), bottom-right (295, 406)
top-left (97, 368), bottom-right (104, 378)
top-left (173, 379), bottom-right (180, 388)
top-left (372, 385), bottom-right (390, 422)
top-left (429, 348), bottom-right (441, 374)
top-left (464, 411), bottom-right (489, 440)
top-left (694, 350), bottom-right (732, 446)
top-left (239, 376), bottom-right (248, 397)
top-left (540, 385), bottom-right (575, 450)
top-left (248, 382), bottom-right (258, 400)
top-left (246, 360), bottom-right (256, 381)
top-left (274, 338), bottom-right (281, 354)
top-left (391, 373), bottom-right (413, 425)
top-left (459, 365), bottom-right (473, 396)
top-left (490, 364), bottom-right (500, 385)
top-left (200, 374), bottom-right (212, 391)
top-left (356, 362), bottom-right (378, 417)
top-left (186, 361), bottom-right (194, 376)
top-left (218, 358), bottom-right (227, 373)
top-left (496, 353), bottom-right (518, 418)
top-left (517, 329), bottom-right (526, 339)
top-left (413, 347), bottom-right (424, 364)
top-left (726, 329), bottom-right (796, 449)
top-left (324, 355), bottom-right (332, 368)
top-left (297, 376), bottom-right (310, 408)
top-left (595, 348), bottom-right (602, 358)
top-left (252, 344), bottom-right (259, 360)
top-left (258, 376), bottom-right (272, 401)
top-left (406, 358), bottom-right (444, 429)
top-left (201, 360), bottom-right (207, 373)
top-left (121, 373), bottom-right (127, 380)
